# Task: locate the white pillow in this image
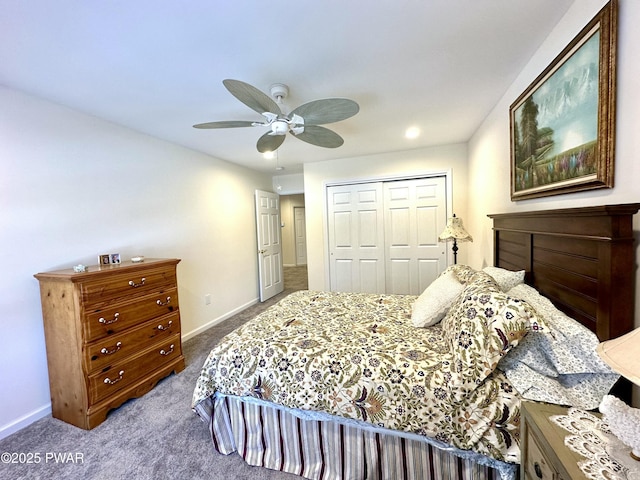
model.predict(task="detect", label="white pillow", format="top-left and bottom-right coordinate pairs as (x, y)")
top-left (482, 266), bottom-right (525, 292)
top-left (411, 269), bottom-right (464, 327)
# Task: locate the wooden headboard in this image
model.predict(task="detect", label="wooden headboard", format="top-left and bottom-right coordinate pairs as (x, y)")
top-left (489, 204), bottom-right (639, 342)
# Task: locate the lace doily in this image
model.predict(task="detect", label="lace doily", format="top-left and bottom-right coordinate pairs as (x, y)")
top-left (550, 408), bottom-right (640, 479)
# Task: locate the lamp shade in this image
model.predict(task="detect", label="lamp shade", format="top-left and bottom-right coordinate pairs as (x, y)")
top-left (439, 215), bottom-right (473, 242)
top-left (596, 328), bottom-right (640, 386)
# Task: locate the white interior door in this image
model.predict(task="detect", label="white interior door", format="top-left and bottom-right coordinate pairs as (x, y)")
top-left (327, 183), bottom-right (385, 293)
top-left (255, 190), bottom-right (284, 302)
top-left (294, 207), bottom-right (307, 266)
top-left (384, 177), bottom-right (447, 295)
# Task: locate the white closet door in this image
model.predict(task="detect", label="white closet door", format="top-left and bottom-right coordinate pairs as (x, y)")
top-left (327, 183), bottom-right (385, 293)
top-left (384, 177), bottom-right (447, 295)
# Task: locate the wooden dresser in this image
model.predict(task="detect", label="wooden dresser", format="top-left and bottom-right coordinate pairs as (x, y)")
top-left (35, 258), bottom-right (185, 429)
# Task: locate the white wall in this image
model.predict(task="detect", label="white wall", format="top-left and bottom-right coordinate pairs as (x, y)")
top-left (303, 144), bottom-right (468, 290)
top-left (467, 0), bottom-right (640, 400)
top-left (273, 173), bottom-right (304, 195)
top-left (467, 0), bottom-right (640, 304)
top-left (0, 86), bottom-right (273, 437)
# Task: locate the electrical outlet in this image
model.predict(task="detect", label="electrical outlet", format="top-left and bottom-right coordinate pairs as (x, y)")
top-left (205, 294), bottom-right (211, 305)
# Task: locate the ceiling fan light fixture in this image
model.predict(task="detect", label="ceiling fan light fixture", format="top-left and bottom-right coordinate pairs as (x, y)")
top-left (271, 120), bottom-right (289, 135)
top-left (289, 113), bottom-right (305, 135)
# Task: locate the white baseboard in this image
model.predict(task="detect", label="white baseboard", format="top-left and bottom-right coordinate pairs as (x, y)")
top-left (182, 297), bottom-right (259, 342)
top-left (0, 404), bottom-right (51, 440)
top-left (1, 298), bottom-right (263, 440)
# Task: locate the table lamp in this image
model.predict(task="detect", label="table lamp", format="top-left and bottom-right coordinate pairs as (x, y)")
top-left (438, 214), bottom-right (473, 264)
top-left (596, 328), bottom-right (640, 460)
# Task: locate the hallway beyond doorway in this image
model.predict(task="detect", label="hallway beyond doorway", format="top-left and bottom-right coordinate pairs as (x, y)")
top-left (284, 265), bottom-right (308, 292)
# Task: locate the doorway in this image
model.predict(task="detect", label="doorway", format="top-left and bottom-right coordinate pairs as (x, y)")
top-left (280, 194), bottom-right (307, 267)
top-left (280, 193), bottom-right (308, 291)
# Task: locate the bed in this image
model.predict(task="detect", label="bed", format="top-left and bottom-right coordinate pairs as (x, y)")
top-left (193, 204), bottom-right (639, 480)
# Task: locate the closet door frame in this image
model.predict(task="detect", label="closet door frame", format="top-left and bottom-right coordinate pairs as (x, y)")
top-left (323, 170), bottom-right (454, 292)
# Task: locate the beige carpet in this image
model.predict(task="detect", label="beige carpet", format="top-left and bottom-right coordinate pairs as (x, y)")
top-left (283, 265), bottom-right (308, 291)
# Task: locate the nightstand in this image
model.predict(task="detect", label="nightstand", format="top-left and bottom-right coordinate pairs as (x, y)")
top-left (520, 402), bottom-right (591, 479)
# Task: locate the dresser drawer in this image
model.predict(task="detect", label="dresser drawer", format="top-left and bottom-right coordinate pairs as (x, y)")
top-left (88, 334), bottom-right (182, 404)
top-left (523, 430), bottom-right (557, 480)
top-left (83, 287), bottom-right (178, 342)
top-left (80, 266), bottom-right (177, 305)
top-left (85, 312), bottom-right (180, 373)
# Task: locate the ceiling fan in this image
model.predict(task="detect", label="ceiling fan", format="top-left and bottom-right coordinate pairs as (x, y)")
top-left (193, 79), bottom-right (359, 153)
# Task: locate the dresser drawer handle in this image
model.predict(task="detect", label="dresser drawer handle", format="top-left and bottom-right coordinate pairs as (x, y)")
top-left (156, 296), bottom-right (171, 306)
top-left (157, 320), bottom-right (173, 331)
top-left (160, 344), bottom-right (175, 356)
top-left (128, 277), bottom-right (146, 287)
top-left (98, 312), bottom-right (120, 325)
top-left (534, 462), bottom-right (543, 479)
top-left (100, 342), bottom-right (122, 355)
top-left (103, 370), bottom-right (125, 385)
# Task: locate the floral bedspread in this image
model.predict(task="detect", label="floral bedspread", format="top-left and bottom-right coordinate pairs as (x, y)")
top-left (192, 290), bottom-right (524, 463)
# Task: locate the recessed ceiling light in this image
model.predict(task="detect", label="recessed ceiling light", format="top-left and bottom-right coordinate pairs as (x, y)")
top-left (405, 126), bottom-right (420, 139)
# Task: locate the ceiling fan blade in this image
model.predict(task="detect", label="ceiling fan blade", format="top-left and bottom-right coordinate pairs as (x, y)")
top-left (290, 98), bottom-right (359, 126)
top-left (293, 125), bottom-right (344, 148)
top-left (223, 79), bottom-right (282, 116)
top-left (257, 131), bottom-right (286, 153)
top-left (193, 120), bottom-right (256, 129)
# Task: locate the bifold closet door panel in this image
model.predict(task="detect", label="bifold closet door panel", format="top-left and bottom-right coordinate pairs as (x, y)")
top-left (327, 183), bottom-right (385, 293)
top-left (384, 177), bottom-right (447, 295)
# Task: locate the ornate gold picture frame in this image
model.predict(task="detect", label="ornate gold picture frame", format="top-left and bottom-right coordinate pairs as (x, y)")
top-left (510, 0), bottom-right (617, 201)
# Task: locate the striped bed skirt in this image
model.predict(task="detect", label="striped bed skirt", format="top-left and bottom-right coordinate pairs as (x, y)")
top-left (194, 393), bottom-right (518, 480)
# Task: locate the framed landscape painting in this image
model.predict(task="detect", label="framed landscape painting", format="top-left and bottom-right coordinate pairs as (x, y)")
top-left (510, 0), bottom-right (617, 201)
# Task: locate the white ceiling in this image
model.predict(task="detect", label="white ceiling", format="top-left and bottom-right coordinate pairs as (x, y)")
top-left (0, 0), bottom-right (574, 174)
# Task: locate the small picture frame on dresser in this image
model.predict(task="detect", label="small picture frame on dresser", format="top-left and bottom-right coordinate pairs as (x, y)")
top-left (110, 253), bottom-right (121, 264)
top-left (99, 254), bottom-right (111, 266)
